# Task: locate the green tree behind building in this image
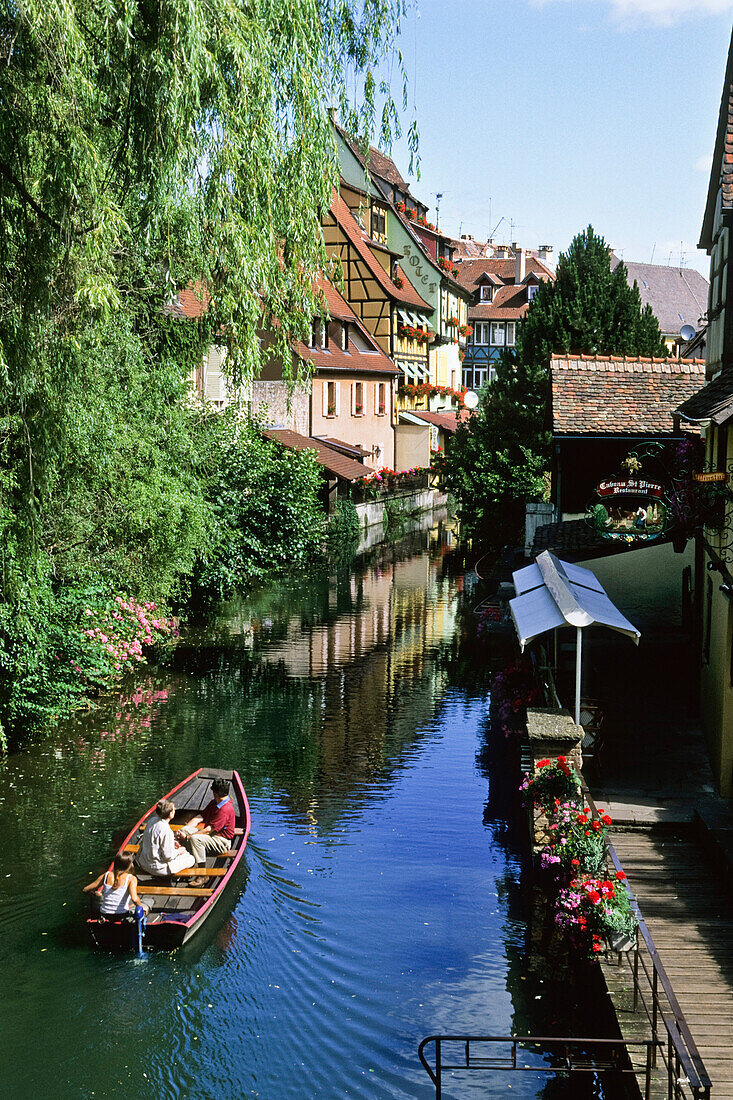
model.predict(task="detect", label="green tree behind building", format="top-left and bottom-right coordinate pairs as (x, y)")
top-left (440, 226), bottom-right (667, 545)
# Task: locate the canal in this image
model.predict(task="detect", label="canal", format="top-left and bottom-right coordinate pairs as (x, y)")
top-left (0, 524), bottom-right (623, 1098)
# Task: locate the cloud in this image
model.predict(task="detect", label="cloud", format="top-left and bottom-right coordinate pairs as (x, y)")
top-left (694, 154), bottom-right (714, 173)
top-left (534, 0), bottom-right (733, 26)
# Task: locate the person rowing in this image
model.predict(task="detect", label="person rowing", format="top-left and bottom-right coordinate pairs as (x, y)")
top-left (83, 852), bottom-right (148, 918)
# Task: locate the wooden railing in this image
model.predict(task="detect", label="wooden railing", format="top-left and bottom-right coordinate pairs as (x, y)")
top-left (584, 787), bottom-right (712, 1100)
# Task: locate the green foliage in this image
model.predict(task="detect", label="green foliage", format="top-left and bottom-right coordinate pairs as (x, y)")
top-left (192, 415), bottom-right (326, 606)
top-left (439, 226), bottom-right (667, 541)
top-left (326, 499), bottom-right (361, 563)
top-left (0, 1), bottom-right (409, 740)
top-left (591, 503), bottom-right (609, 532)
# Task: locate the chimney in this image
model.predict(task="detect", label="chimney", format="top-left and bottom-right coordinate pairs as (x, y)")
top-left (515, 247), bottom-right (526, 284)
top-left (538, 244), bottom-right (554, 267)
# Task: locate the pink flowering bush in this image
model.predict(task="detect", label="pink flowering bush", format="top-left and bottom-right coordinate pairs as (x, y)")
top-left (74, 595), bottom-right (175, 686)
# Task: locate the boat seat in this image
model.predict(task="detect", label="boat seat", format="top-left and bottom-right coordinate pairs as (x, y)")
top-left (124, 844), bottom-right (238, 857)
top-left (173, 867), bottom-right (227, 877)
top-left (139, 823), bottom-right (244, 835)
top-left (137, 886), bottom-right (213, 897)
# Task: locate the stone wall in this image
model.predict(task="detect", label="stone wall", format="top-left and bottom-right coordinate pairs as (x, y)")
top-left (354, 488), bottom-right (447, 534)
top-left (251, 380), bottom-right (310, 437)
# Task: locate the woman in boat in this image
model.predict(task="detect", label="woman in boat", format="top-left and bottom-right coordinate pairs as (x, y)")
top-left (136, 798), bottom-right (196, 877)
top-left (84, 852), bottom-right (148, 918)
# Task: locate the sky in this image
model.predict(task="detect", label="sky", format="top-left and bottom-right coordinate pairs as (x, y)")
top-left (381, 0), bottom-right (733, 277)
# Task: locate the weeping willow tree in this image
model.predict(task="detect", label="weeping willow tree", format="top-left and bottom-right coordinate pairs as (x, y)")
top-left (0, 0), bottom-right (413, 737)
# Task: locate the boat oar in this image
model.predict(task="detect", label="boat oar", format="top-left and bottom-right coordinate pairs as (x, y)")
top-left (134, 904), bottom-right (147, 957)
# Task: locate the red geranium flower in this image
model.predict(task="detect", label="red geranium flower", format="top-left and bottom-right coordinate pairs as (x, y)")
top-left (615, 870), bottom-right (626, 881)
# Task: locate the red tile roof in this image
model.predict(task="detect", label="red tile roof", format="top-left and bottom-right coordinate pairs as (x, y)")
top-left (470, 284), bottom-right (530, 320)
top-left (329, 191), bottom-right (432, 313)
top-left (172, 284), bottom-right (210, 319)
top-left (296, 341), bottom-right (397, 375)
top-left (551, 355), bottom-right (706, 435)
top-left (454, 256), bottom-right (554, 291)
top-left (262, 429), bottom-right (371, 481)
top-left (316, 275), bottom-right (354, 321)
top-left (409, 409), bottom-right (472, 433)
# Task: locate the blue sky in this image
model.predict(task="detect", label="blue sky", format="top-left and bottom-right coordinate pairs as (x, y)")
top-left (383, 0), bottom-right (733, 276)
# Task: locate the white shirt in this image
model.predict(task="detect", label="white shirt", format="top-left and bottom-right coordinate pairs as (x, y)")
top-left (138, 813), bottom-right (177, 876)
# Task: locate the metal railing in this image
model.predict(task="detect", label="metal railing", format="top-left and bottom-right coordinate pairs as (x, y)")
top-left (583, 787), bottom-right (712, 1100)
top-left (418, 1034), bottom-right (653, 1098)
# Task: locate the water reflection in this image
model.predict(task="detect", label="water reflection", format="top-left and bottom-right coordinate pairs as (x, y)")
top-left (0, 521), bottom-right (625, 1098)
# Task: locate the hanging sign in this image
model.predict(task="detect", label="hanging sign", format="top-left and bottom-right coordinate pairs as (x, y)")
top-left (596, 478), bottom-right (664, 498)
top-left (587, 478), bottom-right (669, 543)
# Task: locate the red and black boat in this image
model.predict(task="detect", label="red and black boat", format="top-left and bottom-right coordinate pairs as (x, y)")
top-left (87, 767), bottom-right (250, 950)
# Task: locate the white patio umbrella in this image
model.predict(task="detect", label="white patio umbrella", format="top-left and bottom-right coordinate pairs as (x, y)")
top-left (509, 551), bottom-right (640, 727)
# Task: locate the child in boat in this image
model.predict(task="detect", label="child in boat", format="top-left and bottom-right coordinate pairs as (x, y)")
top-left (84, 852), bottom-right (148, 918)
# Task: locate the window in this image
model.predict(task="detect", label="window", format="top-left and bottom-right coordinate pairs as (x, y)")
top-left (479, 284), bottom-right (493, 302)
top-left (717, 425), bottom-right (729, 473)
top-left (371, 206), bottom-right (386, 239)
top-left (474, 322), bottom-right (489, 345)
top-left (352, 381), bottom-right (364, 416)
top-left (528, 284), bottom-right (539, 301)
top-left (376, 381), bottom-right (386, 416)
top-left (341, 323), bottom-right (348, 351)
top-left (506, 322), bottom-right (516, 346)
top-left (490, 322), bottom-right (505, 346)
top-left (310, 318), bottom-right (328, 348)
top-left (323, 380), bottom-right (338, 417)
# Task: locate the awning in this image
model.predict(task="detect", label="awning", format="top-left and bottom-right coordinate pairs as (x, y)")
top-left (399, 411), bottom-right (430, 426)
top-left (509, 551), bottom-right (640, 725)
top-left (397, 308), bottom-right (412, 325)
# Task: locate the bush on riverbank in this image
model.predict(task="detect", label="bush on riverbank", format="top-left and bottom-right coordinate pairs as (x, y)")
top-left (190, 414), bottom-right (326, 608)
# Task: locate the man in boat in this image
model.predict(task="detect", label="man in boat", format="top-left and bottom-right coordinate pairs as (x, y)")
top-left (137, 798), bottom-right (196, 877)
top-left (181, 778), bottom-right (235, 886)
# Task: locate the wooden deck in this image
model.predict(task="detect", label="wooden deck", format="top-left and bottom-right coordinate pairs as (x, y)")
top-left (602, 828), bottom-right (733, 1099)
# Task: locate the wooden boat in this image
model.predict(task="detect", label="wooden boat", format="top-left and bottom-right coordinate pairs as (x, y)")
top-left (87, 767), bottom-right (250, 950)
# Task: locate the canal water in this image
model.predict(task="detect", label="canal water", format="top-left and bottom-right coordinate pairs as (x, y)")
top-left (0, 524), bottom-right (623, 1098)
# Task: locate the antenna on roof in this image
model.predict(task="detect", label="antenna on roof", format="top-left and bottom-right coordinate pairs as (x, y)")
top-left (435, 193), bottom-right (443, 231)
top-left (650, 242), bottom-right (656, 264)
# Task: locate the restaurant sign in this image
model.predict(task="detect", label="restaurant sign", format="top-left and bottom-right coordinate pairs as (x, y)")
top-left (587, 477), bottom-right (669, 543)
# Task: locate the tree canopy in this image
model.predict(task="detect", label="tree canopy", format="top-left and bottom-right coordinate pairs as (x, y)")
top-left (0, 0), bottom-right (410, 741)
top-left (439, 226), bottom-right (668, 544)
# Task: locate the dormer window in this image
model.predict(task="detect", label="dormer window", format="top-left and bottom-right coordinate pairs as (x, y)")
top-left (310, 319), bottom-right (328, 348)
top-left (371, 206), bottom-right (386, 239)
top-left (341, 323), bottom-right (348, 351)
top-left (479, 284), bottom-right (493, 302)
top-left (528, 284), bottom-right (539, 301)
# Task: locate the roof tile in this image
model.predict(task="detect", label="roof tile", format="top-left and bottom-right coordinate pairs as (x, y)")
top-left (551, 355), bottom-right (706, 435)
